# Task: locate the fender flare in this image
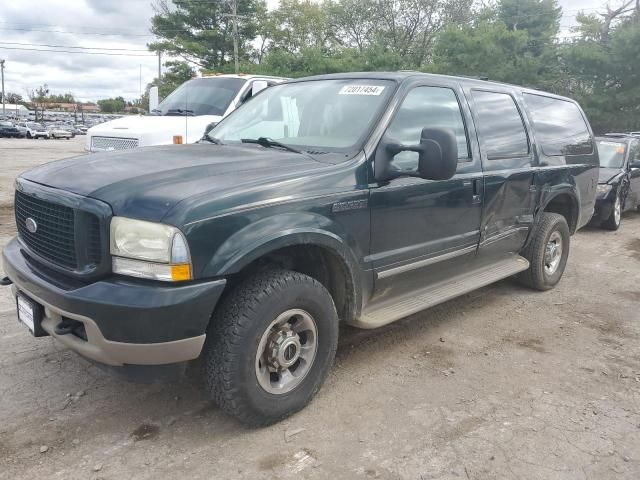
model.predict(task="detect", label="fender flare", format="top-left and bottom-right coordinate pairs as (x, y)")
top-left (536, 185), bottom-right (580, 233)
top-left (202, 216), bottom-right (364, 321)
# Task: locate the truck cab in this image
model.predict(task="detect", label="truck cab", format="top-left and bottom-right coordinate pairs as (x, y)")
top-left (3, 72), bottom-right (598, 426)
top-left (86, 74), bottom-right (287, 152)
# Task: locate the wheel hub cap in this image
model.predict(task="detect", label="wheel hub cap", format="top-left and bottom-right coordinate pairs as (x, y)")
top-left (255, 309), bottom-right (318, 395)
top-left (544, 231), bottom-right (563, 275)
top-left (267, 329), bottom-right (302, 369)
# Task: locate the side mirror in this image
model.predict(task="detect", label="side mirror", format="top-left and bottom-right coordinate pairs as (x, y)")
top-left (375, 127), bottom-right (458, 181)
top-left (630, 160), bottom-right (640, 169)
top-left (149, 86), bottom-right (159, 113)
top-left (252, 80), bottom-right (269, 97)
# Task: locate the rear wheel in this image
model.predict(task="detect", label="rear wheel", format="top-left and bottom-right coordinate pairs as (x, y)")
top-left (204, 269), bottom-right (339, 426)
top-left (602, 191), bottom-right (622, 230)
top-left (518, 212), bottom-right (570, 291)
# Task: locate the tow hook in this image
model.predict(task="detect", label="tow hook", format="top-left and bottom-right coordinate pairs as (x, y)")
top-left (55, 318), bottom-right (82, 336)
top-left (0, 277), bottom-right (12, 286)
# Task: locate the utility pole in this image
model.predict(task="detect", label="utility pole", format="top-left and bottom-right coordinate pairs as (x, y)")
top-left (232, 0), bottom-right (239, 74)
top-left (158, 51), bottom-right (162, 87)
top-left (1, 59), bottom-right (5, 116)
top-left (222, 1), bottom-right (245, 73)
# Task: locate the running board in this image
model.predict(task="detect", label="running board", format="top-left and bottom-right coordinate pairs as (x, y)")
top-left (353, 256), bottom-right (530, 329)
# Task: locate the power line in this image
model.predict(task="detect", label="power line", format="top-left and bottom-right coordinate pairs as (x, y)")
top-left (0, 41), bottom-right (149, 52)
top-left (0, 46), bottom-right (156, 57)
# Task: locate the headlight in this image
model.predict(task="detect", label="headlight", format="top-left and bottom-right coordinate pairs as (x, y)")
top-left (110, 217), bottom-right (192, 281)
top-left (596, 184), bottom-right (612, 196)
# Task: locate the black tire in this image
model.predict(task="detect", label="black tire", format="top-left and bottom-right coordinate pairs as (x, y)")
top-left (27, 132), bottom-right (32, 139)
top-left (601, 191), bottom-right (621, 231)
top-left (517, 212), bottom-right (570, 291)
top-left (204, 269), bottom-right (339, 426)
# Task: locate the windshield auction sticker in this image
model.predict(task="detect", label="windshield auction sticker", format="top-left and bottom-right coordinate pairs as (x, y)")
top-left (339, 85), bottom-right (385, 95)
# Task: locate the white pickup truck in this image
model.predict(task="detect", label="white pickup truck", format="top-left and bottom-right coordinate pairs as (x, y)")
top-left (86, 74), bottom-right (287, 152)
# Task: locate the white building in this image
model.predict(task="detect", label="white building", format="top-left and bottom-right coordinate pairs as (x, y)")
top-left (0, 103), bottom-right (31, 118)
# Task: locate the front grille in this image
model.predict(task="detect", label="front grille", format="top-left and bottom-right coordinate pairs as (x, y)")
top-left (15, 191), bottom-right (102, 270)
top-left (91, 136), bottom-right (139, 151)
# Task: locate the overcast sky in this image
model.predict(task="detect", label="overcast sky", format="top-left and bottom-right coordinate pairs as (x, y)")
top-left (0, 0), bottom-right (606, 103)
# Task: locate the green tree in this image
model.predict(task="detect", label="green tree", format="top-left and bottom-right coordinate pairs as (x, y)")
top-left (149, 0), bottom-right (263, 70)
top-left (561, 12), bottom-right (640, 133)
top-left (27, 84), bottom-right (50, 121)
top-left (97, 96), bottom-right (127, 113)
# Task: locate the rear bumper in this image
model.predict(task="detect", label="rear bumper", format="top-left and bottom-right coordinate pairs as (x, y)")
top-left (2, 237), bottom-right (226, 366)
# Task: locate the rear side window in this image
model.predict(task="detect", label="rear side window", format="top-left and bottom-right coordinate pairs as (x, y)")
top-left (523, 93), bottom-right (592, 156)
top-left (471, 90), bottom-right (529, 160)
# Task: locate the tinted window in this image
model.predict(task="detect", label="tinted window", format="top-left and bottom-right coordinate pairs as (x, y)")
top-left (385, 86), bottom-right (470, 170)
top-left (472, 90), bottom-right (529, 159)
top-left (631, 140), bottom-right (640, 161)
top-left (523, 93), bottom-right (592, 156)
top-left (155, 77), bottom-right (246, 116)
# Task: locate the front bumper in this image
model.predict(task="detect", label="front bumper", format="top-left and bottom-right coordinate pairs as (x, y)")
top-left (2, 237), bottom-right (226, 366)
top-left (592, 193), bottom-right (615, 223)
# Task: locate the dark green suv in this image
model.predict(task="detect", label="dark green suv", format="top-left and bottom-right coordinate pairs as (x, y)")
top-left (2, 72), bottom-right (598, 425)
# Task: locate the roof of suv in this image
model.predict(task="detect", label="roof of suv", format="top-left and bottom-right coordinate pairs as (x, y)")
top-left (292, 71), bottom-right (576, 103)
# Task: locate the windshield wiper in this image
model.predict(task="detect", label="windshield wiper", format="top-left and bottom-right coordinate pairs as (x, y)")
top-left (166, 108), bottom-right (196, 116)
top-left (241, 137), bottom-right (303, 154)
top-left (150, 108), bottom-right (162, 115)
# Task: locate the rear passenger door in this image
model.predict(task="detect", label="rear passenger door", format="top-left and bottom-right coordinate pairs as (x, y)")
top-left (466, 88), bottom-right (536, 256)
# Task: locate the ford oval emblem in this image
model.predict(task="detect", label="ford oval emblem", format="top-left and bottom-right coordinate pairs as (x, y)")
top-left (25, 217), bottom-right (38, 233)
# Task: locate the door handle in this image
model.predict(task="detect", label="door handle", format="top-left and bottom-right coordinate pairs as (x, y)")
top-left (472, 178), bottom-right (481, 204)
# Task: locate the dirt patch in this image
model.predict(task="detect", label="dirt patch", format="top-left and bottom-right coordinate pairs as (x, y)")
top-left (618, 291), bottom-right (640, 302)
top-left (503, 335), bottom-right (547, 353)
top-left (131, 423), bottom-right (160, 442)
top-left (626, 238), bottom-right (640, 260)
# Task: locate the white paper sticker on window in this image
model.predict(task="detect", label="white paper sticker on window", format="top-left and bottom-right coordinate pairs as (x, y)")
top-left (338, 85), bottom-right (385, 96)
top-left (599, 141), bottom-right (624, 148)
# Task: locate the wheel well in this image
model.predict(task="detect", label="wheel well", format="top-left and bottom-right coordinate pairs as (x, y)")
top-left (224, 245), bottom-right (356, 323)
top-left (543, 194), bottom-right (578, 234)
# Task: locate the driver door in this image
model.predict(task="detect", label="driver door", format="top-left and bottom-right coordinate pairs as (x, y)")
top-left (368, 82), bottom-right (483, 301)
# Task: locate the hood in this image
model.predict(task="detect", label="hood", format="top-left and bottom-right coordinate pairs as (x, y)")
top-left (88, 115), bottom-right (222, 146)
top-left (598, 167), bottom-right (623, 184)
top-left (21, 144), bottom-right (329, 222)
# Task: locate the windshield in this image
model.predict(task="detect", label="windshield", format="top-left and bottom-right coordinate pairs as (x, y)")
top-left (597, 140), bottom-right (626, 168)
top-left (27, 123), bottom-right (44, 130)
top-left (154, 77), bottom-right (246, 116)
top-left (209, 79), bottom-right (395, 152)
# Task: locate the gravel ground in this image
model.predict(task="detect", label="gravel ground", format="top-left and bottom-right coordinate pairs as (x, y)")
top-left (1, 137), bottom-right (639, 480)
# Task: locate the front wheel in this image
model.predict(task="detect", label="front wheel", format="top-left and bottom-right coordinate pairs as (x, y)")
top-left (204, 269), bottom-right (339, 426)
top-left (601, 191), bottom-right (622, 230)
top-left (518, 212), bottom-right (570, 291)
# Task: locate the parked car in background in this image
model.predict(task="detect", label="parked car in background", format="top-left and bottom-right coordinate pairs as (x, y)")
top-left (74, 125), bottom-right (88, 134)
top-left (0, 121), bottom-right (21, 138)
top-left (2, 72), bottom-right (598, 425)
top-left (22, 122), bottom-right (50, 139)
top-left (86, 74), bottom-right (287, 152)
top-left (14, 123), bottom-right (28, 138)
top-left (591, 134), bottom-right (640, 230)
top-left (48, 126), bottom-right (74, 140)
